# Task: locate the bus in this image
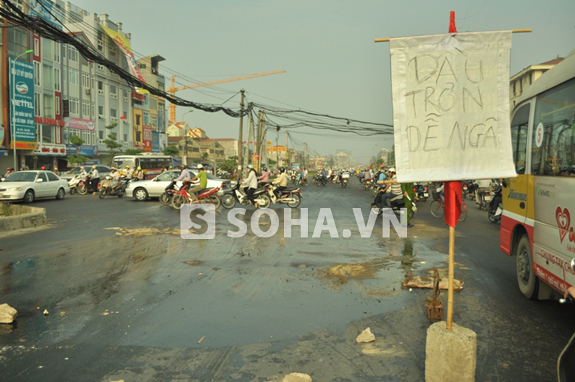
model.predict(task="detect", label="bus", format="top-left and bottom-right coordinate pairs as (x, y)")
top-left (112, 154), bottom-right (174, 179)
top-left (501, 49), bottom-right (575, 300)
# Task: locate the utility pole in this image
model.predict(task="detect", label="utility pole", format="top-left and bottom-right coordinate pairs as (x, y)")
top-left (238, 89), bottom-right (245, 174)
top-left (260, 111), bottom-right (267, 169)
top-left (285, 131), bottom-right (289, 167)
top-left (244, 110), bottom-right (253, 177)
top-left (276, 135), bottom-right (279, 167)
top-left (304, 142), bottom-right (308, 169)
top-left (255, 110), bottom-right (262, 172)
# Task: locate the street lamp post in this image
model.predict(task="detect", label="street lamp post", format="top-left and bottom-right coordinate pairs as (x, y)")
top-left (11, 49), bottom-right (33, 170)
top-left (181, 109), bottom-right (193, 166)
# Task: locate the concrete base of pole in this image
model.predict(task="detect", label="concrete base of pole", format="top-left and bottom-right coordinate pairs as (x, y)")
top-left (425, 321), bottom-right (477, 382)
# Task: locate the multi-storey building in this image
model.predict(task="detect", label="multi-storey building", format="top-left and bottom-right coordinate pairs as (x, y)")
top-left (137, 55), bottom-right (167, 153)
top-left (509, 57), bottom-right (564, 109)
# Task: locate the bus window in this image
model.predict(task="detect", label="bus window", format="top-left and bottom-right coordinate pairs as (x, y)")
top-left (113, 157), bottom-right (136, 170)
top-left (510, 104), bottom-right (530, 174)
top-left (531, 78), bottom-right (575, 176)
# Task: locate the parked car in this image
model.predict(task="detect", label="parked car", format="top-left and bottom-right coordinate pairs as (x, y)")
top-left (0, 170), bottom-right (69, 203)
top-left (126, 170), bottom-right (231, 201)
top-left (60, 165), bottom-right (111, 180)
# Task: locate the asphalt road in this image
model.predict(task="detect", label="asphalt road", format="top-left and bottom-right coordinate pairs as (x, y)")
top-left (0, 178), bottom-right (574, 382)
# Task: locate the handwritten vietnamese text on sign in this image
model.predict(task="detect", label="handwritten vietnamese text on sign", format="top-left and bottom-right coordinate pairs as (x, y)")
top-left (390, 31), bottom-right (516, 182)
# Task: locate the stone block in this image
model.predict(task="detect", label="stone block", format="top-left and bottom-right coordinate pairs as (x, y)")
top-left (425, 321), bottom-right (476, 382)
top-left (0, 303), bottom-right (17, 324)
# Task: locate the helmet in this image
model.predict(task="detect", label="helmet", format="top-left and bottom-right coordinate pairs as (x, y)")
top-left (379, 164), bottom-right (385, 168)
top-left (92, 165), bottom-right (96, 169)
top-left (41, 166), bottom-right (46, 170)
top-left (80, 166), bottom-right (85, 170)
top-left (126, 165), bottom-right (130, 169)
top-left (54, 168), bottom-right (58, 171)
top-left (111, 167), bottom-right (117, 171)
top-left (388, 167), bottom-right (396, 173)
top-left (137, 167), bottom-right (141, 170)
top-left (247, 164), bottom-right (254, 169)
top-left (279, 167), bottom-right (285, 173)
top-left (169, 165), bottom-right (173, 169)
top-left (197, 164), bottom-right (204, 169)
top-left (6, 167), bottom-right (12, 171)
top-left (262, 167), bottom-right (268, 171)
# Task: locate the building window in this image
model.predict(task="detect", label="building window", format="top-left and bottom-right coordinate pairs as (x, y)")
top-left (54, 68), bottom-right (60, 91)
top-left (98, 81), bottom-right (104, 95)
top-left (99, 130), bottom-right (104, 140)
top-left (55, 96), bottom-right (60, 115)
top-left (33, 38), bottom-right (39, 56)
top-left (110, 84), bottom-right (117, 99)
top-left (136, 114), bottom-right (141, 126)
top-left (97, 64), bottom-right (105, 71)
top-left (123, 90), bottom-right (128, 102)
top-left (53, 42), bottom-right (60, 63)
top-left (91, 103), bottom-right (95, 119)
top-left (98, 105), bottom-right (104, 118)
top-left (69, 98), bottom-right (79, 116)
top-left (82, 101), bottom-right (90, 117)
top-left (69, 68), bottom-right (79, 85)
top-left (34, 93), bottom-right (41, 116)
top-left (151, 116), bottom-right (158, 128)
top-left (123, 134), bottom-right (128, 142)
top-left (43, 94), bottom-right (54, 119)
top-left (42, 63), bottom-right (53, 89)
top-left (41, 37), bottom-right (53, 60)
top-left (34, 61), bottom-right (41, 86)
top-left (82, 72), bottom-right (90, 88)
top-left (110, 108), bottom-right (118, 122)
top-left (68, 46), bottom-right (79, 62)
top-left (42, 124), bottom-right (54, 143)
top-left (143, 111), bottom-right (149, 125)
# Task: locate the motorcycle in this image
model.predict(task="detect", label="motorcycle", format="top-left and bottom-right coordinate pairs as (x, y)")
top-left (314, 174), bottom-right (327, 186)
top-left (266, 184), bottom-right (302, 208)
top-left (478, 188), bottom-right (491, 210)
top-left (341, 173), bottom-right (349, 188)
top-left (370, 192), bottom-right (416, 220)
top-left (416, 184), bottom-right (430, 202)
top-left (221, 181), bottom-right (271, 209)
top-left (159, 180), bottom-right (181, 206)
top-left (558, 258), bottom-right (575, 382)
top-left (68, 175), bottom-right (82, 195)
top-left (171, 181), bottom-right (222, 210)
top-left (487, 181), bottom-right (504, 223)
top-left (78, 176), bottom-right (101, 195)
top-left (99, 175), bottom-right (130, 199)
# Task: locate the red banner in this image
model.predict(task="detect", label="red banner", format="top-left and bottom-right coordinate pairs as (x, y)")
top-left (444, 181), bottom-right (462, 228)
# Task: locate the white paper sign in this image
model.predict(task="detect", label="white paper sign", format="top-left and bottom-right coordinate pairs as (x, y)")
top-left (390, 31), bottom-right (517, 182)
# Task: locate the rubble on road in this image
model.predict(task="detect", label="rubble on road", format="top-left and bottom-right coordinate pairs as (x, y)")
top-left (356, 327), bottom-right (376, 343)
top-left (402, 274), bottom-right (464, 291)
top-left (104, 227), bottom-right (196, 238)
top-left (282, 373), bottom-right (312, 382)
top-left (0, 304), bottom-right (17, 324)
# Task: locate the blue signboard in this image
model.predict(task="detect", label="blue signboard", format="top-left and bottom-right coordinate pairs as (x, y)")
top-left (152, 132), bottom-right (160, 153)
top-left (65, 144), bottom-right (99, 156)
top-left (30, 0), bottom-right (62, 30)
top-left (9, 58), bottom-right (36, 150)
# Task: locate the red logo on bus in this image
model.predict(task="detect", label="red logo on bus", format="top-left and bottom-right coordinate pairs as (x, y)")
top-left (556, 206), bottom-right (571, 243)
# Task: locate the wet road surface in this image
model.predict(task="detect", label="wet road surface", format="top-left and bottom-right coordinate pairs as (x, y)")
top-left (1, 178), bottom-right (574, 381)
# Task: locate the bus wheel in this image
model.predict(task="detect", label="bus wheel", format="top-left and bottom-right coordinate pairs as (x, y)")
top-left (516, 235), bottom-right (538, 300)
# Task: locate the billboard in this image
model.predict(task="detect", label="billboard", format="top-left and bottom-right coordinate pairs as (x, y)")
top-left (152, 132), bottom-right (160, 153)
top-left (9, 58), bottom-right (36, 150)
top-left (143, 125), bottom-right (152, 152)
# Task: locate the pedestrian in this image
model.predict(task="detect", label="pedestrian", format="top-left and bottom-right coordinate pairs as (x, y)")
top-left (89, 165), bottom-right (100, 195)
top-left (401, 182), bottom-right (416, 228)
top-left (53, 167), bottom-right (60, 176)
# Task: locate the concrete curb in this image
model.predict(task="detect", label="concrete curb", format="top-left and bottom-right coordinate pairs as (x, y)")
top-left (0, 206), bottom-right (47, 231)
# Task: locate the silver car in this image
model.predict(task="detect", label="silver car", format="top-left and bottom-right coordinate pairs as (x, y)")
top-left (60, 165), bottom-right (111, 180)
top-left (0, 170), bottom-right (69, 202)
top-left (126, 170), bottom-right (230, 201)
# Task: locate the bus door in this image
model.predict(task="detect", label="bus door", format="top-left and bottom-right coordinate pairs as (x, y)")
top-left (530, 78), bottom-right (575, 293)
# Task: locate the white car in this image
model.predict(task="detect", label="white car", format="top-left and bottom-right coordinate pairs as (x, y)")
top-left (125, 170), bottom-right (230, 201)
top-left (0, 170), bottom-right (69, 203)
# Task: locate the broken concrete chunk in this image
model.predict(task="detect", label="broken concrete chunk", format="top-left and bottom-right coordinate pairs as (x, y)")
top-left (282, 373), bottom-right (312, 382)
top-left (0, 304), bottom-right (17, 324)
top-left (356, 327), bottom-right (376, 343)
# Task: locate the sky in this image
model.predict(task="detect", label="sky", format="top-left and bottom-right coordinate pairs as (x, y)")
top-left (66, 0), bottom-right (575, 164)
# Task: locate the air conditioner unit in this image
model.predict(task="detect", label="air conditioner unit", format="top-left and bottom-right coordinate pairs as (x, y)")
top-left (98, 139), bottom-right (106, 144)
top-left (98, 114), bottom-right (104, 119)
top-left (122, 119), bottom-right (128, 123)
top-left (110, 117), bottom-right (118, 122)
top-left (85, 89), bottom-right (91, 95)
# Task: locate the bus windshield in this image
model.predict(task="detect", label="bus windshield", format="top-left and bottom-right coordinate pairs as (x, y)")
top-left (113, 157), bottom-right (136, 170)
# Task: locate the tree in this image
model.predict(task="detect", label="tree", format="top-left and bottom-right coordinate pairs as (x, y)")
top-left (201, 152), bottom-right (209, 160)
top-left (103, 122), bottom-right (122, 165)
top-left (124, 148), bottom-right (145, 155)
top-left (67, 135), bottom-right (89, 166)
top-left (218, 157), bottom-right (237, 174)
top-left (163, 145), bottom-right (179, 157)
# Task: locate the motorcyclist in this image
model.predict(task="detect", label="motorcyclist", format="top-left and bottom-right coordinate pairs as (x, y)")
top-left (89, 165), bottom-right (100, 195)
top-left (109, 167), bottom-right (120, 189)
top-left (4, 167), bottom-right (14, 178)
top-left (188, 164), bottom-right (207, 202)
top-left (377, 168), bottom-right (403, 208)
top-left (475, 179), bottom-right (491, 205)
top-left (134, 166), bottom-right (144, 180)
top-left (79, 166), bottom-right (88, 179)
top-left (272, 167), bottom-right (289, 198)
top-left (303, 167), bottom-right (308, 185)
top-left (53, 167), bottom-right (60, 176)
top-left (258, 166), bottom-right (270, 187)
top-left (125, 165), bottom-right (134, 179)
top-left (243, 164), bottom-right (259, 207)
